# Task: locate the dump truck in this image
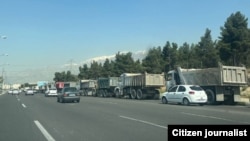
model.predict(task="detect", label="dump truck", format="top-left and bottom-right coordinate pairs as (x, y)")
top-left (114, 72), bottom-right (165, 99)
top-left (80, 79), bottom-right (97, 96)
top-left (166, 63), bottom-right (248, 105)
top-left (96, 77), bottom-right (119, 97)
top-left (55, 81), bottom-right (64, 93)
top-left (55, 81), bottom-right (77, 93)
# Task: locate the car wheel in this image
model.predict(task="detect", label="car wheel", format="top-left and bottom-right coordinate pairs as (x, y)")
top-left (162, 97), bottom-right (168, 104)
top-left (76, 100), bottom-right (80, 103)
top-left (59, 98), bottom-right (63, 103)
top-left (183, 98), bottom-right (190, 106)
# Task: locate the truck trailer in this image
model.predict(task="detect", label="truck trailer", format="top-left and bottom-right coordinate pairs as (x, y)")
top-left (114, 72), bottom-right (165, 99)
top-left (80, 79), bottom-right (97, 96)
top-left (96, 77), bottom-right (119, 97)
top-left (166, 63), bottom-right (248, 105)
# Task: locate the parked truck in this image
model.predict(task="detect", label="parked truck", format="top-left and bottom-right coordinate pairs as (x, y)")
top-left (55, 81), bottom-right (77, 93)
top-left (96, 77), bottom-right (119, 97)
top-left (55, 81), bottom-right (64, 93)
top-left (114, 72), bottom-right (165, 99)
top-left (166, 63), bottom-right (248, 105)
top-left (80, 79), bottom-right (97, 96)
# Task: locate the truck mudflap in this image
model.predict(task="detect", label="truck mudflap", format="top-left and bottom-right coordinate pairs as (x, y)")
top-left (233, 95), bottom-right (241, 102)
top-left (216, 94), bottom-right (224, 102)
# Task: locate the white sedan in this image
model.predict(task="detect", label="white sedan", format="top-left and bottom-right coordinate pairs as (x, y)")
top-left (25, 89), bottom-right (34, 96)
top-left (161, 85), bottom-right (208, 106)
top-left (45, 88), bottom-right (58, 97)
top-left (12, 89), bottom-right (19, 95)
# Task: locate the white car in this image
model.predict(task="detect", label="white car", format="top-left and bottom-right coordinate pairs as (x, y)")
top-left (12, 89), bottom-right (19, 95)
top-left (8, 90), bottom-right (13, 95)
top-left (25, 89), bottom-right (34, 96)
top-left (161, 85), bottom-right (207, 106)
top-left (45, 88), bottom-right (58, 97)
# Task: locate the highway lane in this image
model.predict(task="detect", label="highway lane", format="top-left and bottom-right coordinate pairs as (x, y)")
top-left (0, 93), bottom-right (47, 141)
top-left (0, 92), bottom-right (250, 141)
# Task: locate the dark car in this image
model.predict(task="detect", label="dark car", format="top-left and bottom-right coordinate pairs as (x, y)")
top-left (57, 87), bottom-right (80, 103)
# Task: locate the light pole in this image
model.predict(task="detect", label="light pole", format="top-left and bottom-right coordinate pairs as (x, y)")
top-left (1, 63), bottom-right (10, 91)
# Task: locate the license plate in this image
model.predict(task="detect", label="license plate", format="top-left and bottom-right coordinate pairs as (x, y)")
top-left (69, 94), bottom-right (75, 96)
top-left (198, 97), bottom-right (205, 101)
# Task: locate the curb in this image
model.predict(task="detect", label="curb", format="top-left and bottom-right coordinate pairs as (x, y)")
top-left (236, 102), bottom-right (250, 106)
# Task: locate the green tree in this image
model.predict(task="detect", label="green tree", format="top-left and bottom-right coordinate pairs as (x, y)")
top-left (113, 52), bottom-right (137, 75)
top-left (78, 64), bottom-right (89, 80)
top-left (177, 42), bottom-right (191, 68)
top-left (102, 58), bottom-right (115, 77)
top-left (142, 46), bottom-right (164, 73)
top-left (54, 71), bottom-right (77, 82)
top-left (217, 11), bottom-right (250, 66)
top-left (88, 61), bottom-right (103, 79)
top-left (53, 72), bottom-right (66, 82)
top-left (197, 28), bottom-right (219, 68)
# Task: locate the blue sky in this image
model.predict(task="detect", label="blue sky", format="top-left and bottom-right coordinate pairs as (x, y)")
top-left (0, 0), bottom-right (249, 84)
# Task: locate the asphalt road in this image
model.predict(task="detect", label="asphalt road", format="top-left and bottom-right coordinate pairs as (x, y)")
top-left (1, 92), bottom-right (250, 141)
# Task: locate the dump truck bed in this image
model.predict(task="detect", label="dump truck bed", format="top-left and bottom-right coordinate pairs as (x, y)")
top-left (179, 65), bottom-right (247, 86)
top-left (80, 80), bottom-right (97, 89)
top-left (122, 73), bottom-right (165, 87)
top-left (98, 77), bottom-right (119, 89)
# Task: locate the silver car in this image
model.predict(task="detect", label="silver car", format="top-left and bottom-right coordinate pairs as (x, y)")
top-left (25, 89), bottom-right (34, 96)
top-left (12, 89), bottom-right (19, 95)
top-left (57, 87), bottom-right (80, 103)
top-left (45, 88), bottom-right (58, 97)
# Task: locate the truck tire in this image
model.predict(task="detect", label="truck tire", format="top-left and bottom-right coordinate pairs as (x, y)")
top-left (84, 90), bottom-right (87, 96)
top-left (153, 90), bottom-right (160, 99)
top-left (131, 89), bottom-right (137, 99)
top-left (115, 90), bottom-right (121, 98)
top-left (92, 89), bottom-right (96, 97)
top-left (136, 89), bottom-right (143, 100)
top-left (100, 90), bottom-right (104, 97)
top-left (103, 90), bottom-right (108, 97)
top-left (205, 89), bottom-right (215, 105)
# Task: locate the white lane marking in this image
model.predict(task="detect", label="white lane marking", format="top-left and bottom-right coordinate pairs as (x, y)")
top-left (22, 104), bottom-right (27, 108)
top-left (16, 96), bottom-right (20, 101)
top-left (119, 115), bottom-right (168, 129)
top-left (182, 112), bottom-right (250, 124)
top-left (34, 120), bottom-right (56, 141)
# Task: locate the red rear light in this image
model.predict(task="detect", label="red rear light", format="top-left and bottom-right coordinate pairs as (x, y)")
top-left (189, 91), bottom-right (195, 94)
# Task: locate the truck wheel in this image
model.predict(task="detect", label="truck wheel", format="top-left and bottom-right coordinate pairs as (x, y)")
top-left (205, 89), bottom-right (215, 105)
top-left (136, 89), bottom-right (143, 100)
top-left (92, 89), bottom-right (96, 97)
top-left (131, 89), bottom-right (137, 99)
top-left (103, 90), bottom-right (108, 97)
top-left (115, 90), bottom-right (121, 98)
